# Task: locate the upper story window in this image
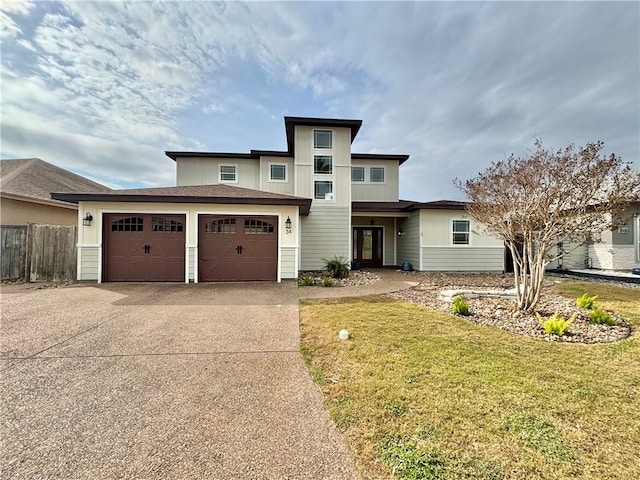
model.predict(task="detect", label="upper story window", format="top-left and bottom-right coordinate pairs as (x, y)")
top-left (314, 155), bottom-right (333, 174)
top-left (351, 166), bottom-right (365, 182)
top-left (314, 180), bottom-right (333, 200)
top-left (219, 164), bottom-right (237, 183)
top-left (370, 167), bottom-right (385, 183)
top-left (313, 130), bottom-right (332, 149)
top-left (269, 164), bottom-right (287, 182)
top-left (452, 219), bottom-right (470, 245)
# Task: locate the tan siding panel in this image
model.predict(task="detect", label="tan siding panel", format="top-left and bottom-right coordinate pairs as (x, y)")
top-left (301, 206), bottom-right (350, 270)
top-left (397, 213), bottom-right (420, 268)
top-left (79, 247), bottom-right (99, 280)
top-left (280, 247), bottom-right (297, 278)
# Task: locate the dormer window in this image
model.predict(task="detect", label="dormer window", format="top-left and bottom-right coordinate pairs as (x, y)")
top-left (313, 130), bottom-right (332, 149)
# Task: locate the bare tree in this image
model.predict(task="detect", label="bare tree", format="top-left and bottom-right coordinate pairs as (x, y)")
top-left (455, 139), bottom-right (640, 311)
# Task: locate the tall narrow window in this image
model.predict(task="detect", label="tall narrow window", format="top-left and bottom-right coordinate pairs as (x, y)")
top-left (314, 155), bottom-right (333, 174)
top-left (452, 220), bottom-right (470, 245)
top-left (351, 166), bottom-right (365, 182)
top-left (313, 130), bottom-right (332, 149)
top-left (219, 165), bottom-right (237, 182)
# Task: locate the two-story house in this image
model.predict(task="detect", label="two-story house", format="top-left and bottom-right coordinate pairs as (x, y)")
top-left (52, 116), bottom-right (505, 282)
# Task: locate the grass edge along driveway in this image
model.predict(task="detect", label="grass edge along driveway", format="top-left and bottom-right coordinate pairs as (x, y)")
top-left (299, 281), bottom-right (640, 480)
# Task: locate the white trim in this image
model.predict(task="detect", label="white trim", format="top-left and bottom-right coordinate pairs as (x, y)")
top-left (313, 179), bottom-right (335, 202)
top-left (369, 166), bottom-right (386, 184)
top-left (219, 163), bottom-right (238, 183)
top-left (393, 217), bottom-right (397, 265)
top-left (636, 215), bottom-right (640, 262)
top-left (313, 154), bottom-right (333, 175)
top-left (451, 218), bottom-right (472, 246)
top-left (268, 162), bottom-right (288, 183)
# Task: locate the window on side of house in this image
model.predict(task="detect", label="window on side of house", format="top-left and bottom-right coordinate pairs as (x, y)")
top-left (313, 129), bottom-right (332, 149)
top-left (314, 155), bottom-right (333, 174)
top-left (314, 180), bottom-right (333, 200)
top-left (452, 219), bottom-right (470, 245)
top-left (219, 164), bottom-right (237, 183)
top-left (351, 166), bottom-right (365, 182)
top-left (370, 167), bottom-right (385, 183)
top-left (269, 164), bottom-right (287, 181)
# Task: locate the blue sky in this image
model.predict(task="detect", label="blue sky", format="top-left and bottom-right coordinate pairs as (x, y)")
top-left (2, 0), bottom-right (638, 201)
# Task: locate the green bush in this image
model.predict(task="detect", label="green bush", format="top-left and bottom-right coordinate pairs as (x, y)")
top-left (322, 256), bottom-right (350, 279)
top-left (299, 276), bottom-right (314, 287)
top-left (451, 295), bottom-right (471, 316)
top-left (322, 277), bottom-right (334, 287)
top-left (576, 292), bottom-right (598, 309)
top-left (536, 310), bottom-right (576, 336)
top-left (588, 308), bottom-right (616, 325)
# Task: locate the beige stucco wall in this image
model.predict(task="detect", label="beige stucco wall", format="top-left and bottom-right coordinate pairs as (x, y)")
top-left (176, 157), bottom-right (259, 189)
top-left (77, 201), bottom-right (300, 282)
top-left (350, 159), bottom-right (399, 202)
top-left (1, 197), bottom-right (78, 226)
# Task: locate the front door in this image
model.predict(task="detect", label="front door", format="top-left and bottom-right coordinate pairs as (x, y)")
top-left (353, 227), bottom-right (383, 267)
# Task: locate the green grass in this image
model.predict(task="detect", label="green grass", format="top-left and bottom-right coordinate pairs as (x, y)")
top-left (299, 280), bottom-right (640, 480)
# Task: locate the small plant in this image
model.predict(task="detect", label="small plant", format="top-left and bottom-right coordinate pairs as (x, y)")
top-left (536, 310), bottom-right (576, 336)
top-left (322, 256), bottom-right (350, 279)
top-left (299, 275), bottom-right (314, 287)
top-left (588, 308), bottom-right (615, 326)
top-left (451, 295), bottom-right (471, 316)
top-left (322, 277), bottom-right (334, 287)
top-left (576, 292), bottom-right (598, 309)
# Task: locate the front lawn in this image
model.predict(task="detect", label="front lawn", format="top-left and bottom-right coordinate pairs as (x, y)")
top-left (299, 280), bottom-right (640, 480)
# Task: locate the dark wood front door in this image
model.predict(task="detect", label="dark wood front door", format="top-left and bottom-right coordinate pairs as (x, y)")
top-left (198, 215), bottom-right (278, 282)
top-left (103, 214), bottom-right (186, 282)
top-left (353, 227), bottom-right (383, 267)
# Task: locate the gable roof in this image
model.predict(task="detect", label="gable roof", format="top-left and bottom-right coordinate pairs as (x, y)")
top-left (1, 158), bottom-right (110, 208)
top-left (51, 184), bottom-right (313, 215)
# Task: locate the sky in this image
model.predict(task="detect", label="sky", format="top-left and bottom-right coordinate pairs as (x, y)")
top-left (1, 0), bottom-right (638, 201)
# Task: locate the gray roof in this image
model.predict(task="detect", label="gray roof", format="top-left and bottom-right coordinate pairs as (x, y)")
top-left (1, 158), bottom-right (110, 205)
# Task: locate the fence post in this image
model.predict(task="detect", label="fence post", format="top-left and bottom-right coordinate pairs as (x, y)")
top-left (24, 223), bottom-right (33, 282)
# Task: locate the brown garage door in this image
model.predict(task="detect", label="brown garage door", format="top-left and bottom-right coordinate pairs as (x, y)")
top-left (199, 215), bottom-right (278, 282)
top-left (103, 214), bottom-right (185, 282)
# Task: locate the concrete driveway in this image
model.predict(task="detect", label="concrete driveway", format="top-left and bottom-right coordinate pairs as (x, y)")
top-left (0, 282), bottom-right (359, 479)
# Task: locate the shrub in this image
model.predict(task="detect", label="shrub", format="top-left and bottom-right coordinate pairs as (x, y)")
top-left (588, 308), bottom-right (616, 325)
top-left (299, 276), bottom-right (314, 287)
top-left (576, 292), bottom-right (598, 309)
top-left (322, 277), bottom-right (334, 287)
top-left (451, 295), bottom-right (471, 316)
top-left (536, 310), bottom-right (576, 336)
top-left (323, 256), bottom-right (350, 279)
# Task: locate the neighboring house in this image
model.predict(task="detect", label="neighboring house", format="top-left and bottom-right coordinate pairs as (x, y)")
top-left (0, 158), bottom-right (110, 226)
top-left (52, 116), bottom-right (504, 283)
top-left (555, 202), bottom-right (640, 272)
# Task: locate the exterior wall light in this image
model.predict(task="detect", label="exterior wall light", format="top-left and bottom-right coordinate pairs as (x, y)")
top-left (397, 228), bottom-right (404, 236)
top-left (83, 212), bottom-right (93, 226)
top-left (285, 216), bottom-right (292, 234)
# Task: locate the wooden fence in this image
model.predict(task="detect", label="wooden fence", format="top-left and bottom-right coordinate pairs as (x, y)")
top-left (0, 224), bottom-right (77, 282)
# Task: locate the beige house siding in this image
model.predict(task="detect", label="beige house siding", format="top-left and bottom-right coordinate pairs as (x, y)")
top-left (260, 157), bottom-right (295, 195)
top-left (422, 246), bottom-right (504, 271)
top-left (300, 205), bottom-right (350, 270)
top-left (176, 157), bottom-right (260, 189)
top-left (396, 212), bottom-right (420, 269)
top-left (76, 201), bottom-right (300, 282)
top-left (350, 159), bottom-right (399, 202)
top-left (280, 246), bottom-right (298, 278)
top-left (1, 197), bottom-right (78, 226)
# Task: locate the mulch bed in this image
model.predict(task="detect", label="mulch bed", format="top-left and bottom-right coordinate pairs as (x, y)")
top-left (387, 272), bottom-right (632, 344)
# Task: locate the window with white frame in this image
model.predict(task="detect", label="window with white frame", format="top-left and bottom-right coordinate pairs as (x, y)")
top-left (219, 164), bottom-right (237, 183)
top-left (269, 163), bottom-right (287, 181)
top-left (370, 167), bottom-right (385, 183)
top-left (452, 219), bottom-right (470, 245)
top-left (351, 166), bottom-right (365, 182)
top-left (314, 180), bottom-right (333, 200)
top-left (314, 155), bottom-right (333, 174)
top-left (313, 130), bottom-right (332, 149)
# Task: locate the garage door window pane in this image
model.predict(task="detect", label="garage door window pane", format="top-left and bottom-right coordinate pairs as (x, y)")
top-left (244, 219), bottom-right (274, 234)
top-left (205, 218), bottom-right (236, 234)
top-left (111, 217), bottom-right (143, 232)
top-left (152, 217), bottom-right (183, 233)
